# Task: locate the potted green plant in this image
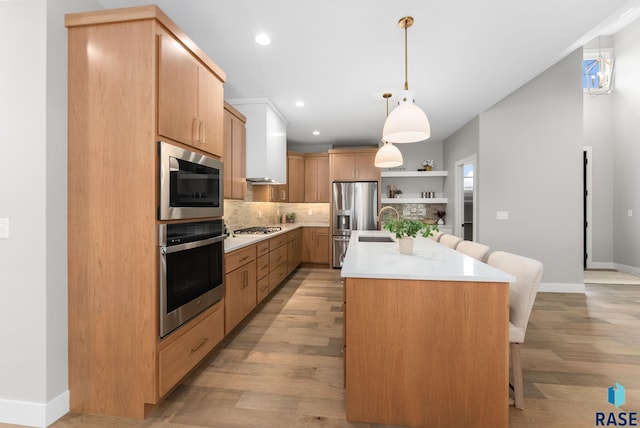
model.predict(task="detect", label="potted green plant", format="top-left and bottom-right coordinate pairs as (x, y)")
top-left (285, 212), bottom-right (297, 223)
top-left (383, 219), bottom-right (438, 255)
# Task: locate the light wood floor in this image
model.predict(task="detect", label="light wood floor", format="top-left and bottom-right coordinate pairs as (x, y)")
top-left (5, 267), bottom-right (639, 428)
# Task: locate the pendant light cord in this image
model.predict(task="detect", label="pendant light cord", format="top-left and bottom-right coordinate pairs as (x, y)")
top-left (404, 22), bottom-right (409, 91)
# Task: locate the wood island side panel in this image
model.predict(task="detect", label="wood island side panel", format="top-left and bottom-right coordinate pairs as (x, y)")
top-left (344, 277), bottom-right (509, 427)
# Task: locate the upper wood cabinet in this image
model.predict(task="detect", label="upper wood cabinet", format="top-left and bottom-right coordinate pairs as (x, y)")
top-left (223, 102), bottom-right (246, 200)
top-left (329, 148), bottom-right (379, 182)
top-left (253, 184), bottom-right (287, 202)
top-left (287, 152), bottom-right (305, 203)
top-left (304, 153), bottom-right (330, 202)
top-left (158, 35), bottom-right (224, 157)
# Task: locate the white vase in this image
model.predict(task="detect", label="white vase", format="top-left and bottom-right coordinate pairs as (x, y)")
top-left (398, 237), bottom-right (413, 255)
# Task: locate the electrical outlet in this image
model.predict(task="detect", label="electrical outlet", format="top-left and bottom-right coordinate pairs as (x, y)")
top-left (628, 210), bottom-right (633, 217)
top-left (496, 211), bottom-right (509, 220)
top-left (0, 218), bottom-right (8, 239)
top-left (308, 209), bottom-right (313, 215)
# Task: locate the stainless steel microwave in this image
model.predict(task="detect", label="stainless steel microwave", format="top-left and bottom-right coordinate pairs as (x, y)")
top-left (158, 141), bottom-right (223, 220)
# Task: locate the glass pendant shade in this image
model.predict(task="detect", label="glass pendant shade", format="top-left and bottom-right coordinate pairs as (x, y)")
top-left (374, 141), bottom-right (403, 168)
top-left (382, 91), bottom-right (431, 143)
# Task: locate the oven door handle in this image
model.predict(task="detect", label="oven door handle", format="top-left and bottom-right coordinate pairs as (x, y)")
top-left (161, 235), bottom-right (226, 254)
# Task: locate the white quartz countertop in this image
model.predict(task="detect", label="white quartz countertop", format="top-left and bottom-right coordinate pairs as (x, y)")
top-left (341, 230), bottom-right (515, 283)
top-left (224, 222), bottom-right (329, 253)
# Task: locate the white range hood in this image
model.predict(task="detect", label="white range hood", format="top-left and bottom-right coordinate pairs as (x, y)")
top-left (228, 98), bottom-right (288, 184)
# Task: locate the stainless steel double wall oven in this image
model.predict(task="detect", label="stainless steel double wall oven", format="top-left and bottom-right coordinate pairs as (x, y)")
top-left (157, 141), bottom-right (225, 337)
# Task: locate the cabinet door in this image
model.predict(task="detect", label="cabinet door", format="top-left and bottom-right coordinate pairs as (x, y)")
top-left (288, 154), bottom-right (305, 202)
top-left (304, 157), bottom-right (319, 202)
top-left (158, 35), bottom-right (198, 146)
top-left (354, 152), bottom-right (379, 180)
top-left (224, 106), bottom-right (247, 200)
top-left (314, 228), bottom-right (330, 265)
top-left (223, 111), bottom-right (233, 199)
top-left (197, 66), bottom-right (224, 157)
top-left (231, 117), bottom-right (246, 199)
top-left (331, 154), bottom-right (355, 181)
top-left (316, 156), bottom-right (330, 202)
top-left (225, 261), bottom-right (256, 334)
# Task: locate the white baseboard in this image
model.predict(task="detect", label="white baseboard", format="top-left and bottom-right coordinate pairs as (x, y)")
top-left (0, 390), bottom-right (69, 428)
top-left (538, 282), bottom-right (586, 293)
top-left (614, 263), bottom-right (640, 276)
top-left (588, 262), bottom-right (615, 270)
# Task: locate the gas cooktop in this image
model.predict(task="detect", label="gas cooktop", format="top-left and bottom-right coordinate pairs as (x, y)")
top-left (233, 226), bottom-right (282, 235)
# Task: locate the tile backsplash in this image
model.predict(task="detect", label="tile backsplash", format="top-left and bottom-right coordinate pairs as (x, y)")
top-left (224, 199), bottom-right (330, 232)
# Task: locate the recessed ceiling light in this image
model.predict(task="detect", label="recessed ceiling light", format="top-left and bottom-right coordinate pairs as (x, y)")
top-left (254, 33), bottom-right (271, 46)
top-left (313, 131), bottom-right (320, 136)
top-left (295, 101), bottom-right (305, 107)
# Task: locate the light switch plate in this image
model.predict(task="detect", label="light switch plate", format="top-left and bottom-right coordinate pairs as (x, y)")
top-left (496, 211), bottom-right (509, 220)
top-left (0, 218), bottom-right (8, 239)
top-left (628, 210), bottom-right (633, 217)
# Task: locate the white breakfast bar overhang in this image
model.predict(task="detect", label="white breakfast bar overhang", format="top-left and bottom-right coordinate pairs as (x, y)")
top-left (341, 231), bottom-right (515, 427)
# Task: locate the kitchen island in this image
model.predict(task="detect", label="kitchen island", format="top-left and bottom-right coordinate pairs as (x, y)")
top-left (341, 231), bottom-right (515, 428)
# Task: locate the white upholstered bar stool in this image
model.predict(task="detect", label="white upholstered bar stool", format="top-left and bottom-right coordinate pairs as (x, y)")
top-left (456, 240), bottom-right (491, 262)
top-left (429, 230), bottom-right (443, 242)
top-left (486, 251), bottom-right (543, 410)
top-left (439, 234), bottom-right (463, 249)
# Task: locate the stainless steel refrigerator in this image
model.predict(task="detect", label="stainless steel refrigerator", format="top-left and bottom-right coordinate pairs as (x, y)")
top-left (332, 181), bottom-right (378, 268)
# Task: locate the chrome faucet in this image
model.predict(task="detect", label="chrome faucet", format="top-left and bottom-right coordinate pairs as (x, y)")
top-left (377, 206), bottom-right (400, 229)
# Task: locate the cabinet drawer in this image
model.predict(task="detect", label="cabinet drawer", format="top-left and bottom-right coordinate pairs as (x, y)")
top-left (158, 303), bottom-right (224, 397)
top-left (256, 241), bottom-right (269, 257)
top-left (269, 245), bottom-right (287, 270)
top-left (269, 262), bottom-right (288, 290)
top-left (286, 230), bottom-right (298, 242)
top-left (257, 254), bottom-right (270, 280)
top-left (225, 245), bottom-right (256, 274)
top-left (268, 234), bottom-right (287, 251)
top-left (257, 276), bottom-right (270, 304)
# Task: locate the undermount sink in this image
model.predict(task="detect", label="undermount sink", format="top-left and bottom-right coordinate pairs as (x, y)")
top-left (358, 236), bottom-right (394, 243)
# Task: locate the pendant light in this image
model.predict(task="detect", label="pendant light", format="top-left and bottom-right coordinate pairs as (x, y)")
top-left (375, 93), bottom-right (404, 168)
top-left (382, 16), bottom-right (431, 144)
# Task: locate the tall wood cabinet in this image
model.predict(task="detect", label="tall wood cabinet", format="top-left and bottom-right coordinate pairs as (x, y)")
top-left (223, 102), bottom-right (246, 200)
top-left (66, 6), bottom-right (226, 419)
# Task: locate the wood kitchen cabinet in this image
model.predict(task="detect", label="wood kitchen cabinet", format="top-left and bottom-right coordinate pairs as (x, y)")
top-left (329, 148), bottom-right (379, 182)
top-left (225, 245), bottom-right (257, 334)
top-left (287, 228), bottom-right (303, 275)
top-left (223, 102), bottom-right (246, 200)
top-left (253, 184), bottom-right (288, 202)
top-left (158, 34), bottom-right (224, 157)
top-left (304, 153), bottom-right (330, 202)
top-left (66, 6), bottom-right (227, 419)
top-left (287, 152), bottom-right (305, 202)
top-left (302, 227), bottom-right (330, 265)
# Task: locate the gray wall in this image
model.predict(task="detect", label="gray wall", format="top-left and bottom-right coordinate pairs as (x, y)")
top-left (479, 49), bottom-right (584, 287)
top-left (0, 0), bottom-right (100, 426)
top-left (612, 19), bottom-right (640, 271)
top-left (442, 116), bottom-right (480, 235)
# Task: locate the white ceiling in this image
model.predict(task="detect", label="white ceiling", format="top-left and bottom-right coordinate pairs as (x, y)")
top-left (97, 0), bottom-right (640, 147)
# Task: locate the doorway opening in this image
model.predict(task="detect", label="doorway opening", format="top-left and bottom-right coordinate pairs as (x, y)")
top-left (454, 155), bottom-right (477, 241)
